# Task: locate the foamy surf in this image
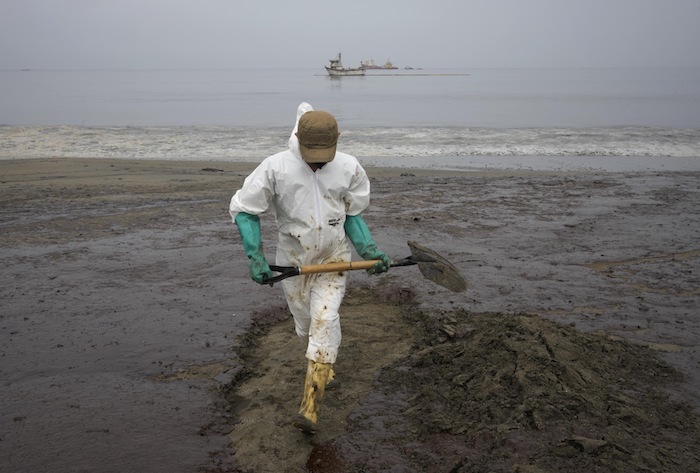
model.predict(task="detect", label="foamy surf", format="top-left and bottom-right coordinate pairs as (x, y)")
top-left (1, 125), bottom-right (698, 172)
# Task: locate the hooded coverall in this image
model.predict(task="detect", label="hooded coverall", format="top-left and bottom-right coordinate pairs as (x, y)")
top-left (229, 102), bottom-right (371, 366)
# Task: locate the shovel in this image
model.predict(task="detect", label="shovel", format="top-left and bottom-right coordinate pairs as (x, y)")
top-left (262, 241), bottom-right (467, 292)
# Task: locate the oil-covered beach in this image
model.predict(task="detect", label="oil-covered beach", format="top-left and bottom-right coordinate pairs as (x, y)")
top-left (2, 157), bottom-right (699, 471)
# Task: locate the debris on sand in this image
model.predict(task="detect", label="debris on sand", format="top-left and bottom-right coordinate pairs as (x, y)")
top-left (226, 284), bottom-right (700, 472)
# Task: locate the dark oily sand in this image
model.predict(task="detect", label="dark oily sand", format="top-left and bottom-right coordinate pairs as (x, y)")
top-left (228, 284), bottom-right (700, 472)
top-left (1, 159), bottom-right (699, 472)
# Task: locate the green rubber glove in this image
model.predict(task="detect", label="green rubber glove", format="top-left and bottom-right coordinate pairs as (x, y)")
top-left (234, 212), bottom-right (272, 284)
top-left (344, 214), bottom-right (390, 275)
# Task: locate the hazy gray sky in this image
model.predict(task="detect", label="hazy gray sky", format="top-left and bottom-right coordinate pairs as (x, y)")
top-left (2, 0), bottom-right (700, 70)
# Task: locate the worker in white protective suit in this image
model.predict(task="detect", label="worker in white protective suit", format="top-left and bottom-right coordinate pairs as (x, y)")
top-left (229, 102), bottom-right (390, 434)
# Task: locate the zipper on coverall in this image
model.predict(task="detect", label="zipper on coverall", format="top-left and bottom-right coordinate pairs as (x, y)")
top-left (311, 172), bottom-right (324, 250)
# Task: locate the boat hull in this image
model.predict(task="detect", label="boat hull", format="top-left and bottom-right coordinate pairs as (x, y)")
top-left (325, 66), bottom-right (365, 77)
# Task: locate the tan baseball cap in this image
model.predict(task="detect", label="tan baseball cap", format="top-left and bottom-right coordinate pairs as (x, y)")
top-left (296, 111), bottom-right (340, 163)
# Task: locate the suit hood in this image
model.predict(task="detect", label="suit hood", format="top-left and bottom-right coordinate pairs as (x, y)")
top-left (288, 102), bottom-right (314, 159)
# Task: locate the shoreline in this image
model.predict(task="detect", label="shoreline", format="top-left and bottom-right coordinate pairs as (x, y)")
top-left (1, 156), bottom-right (573, 181)
top-left (2, 155), bottom-right (700, 179)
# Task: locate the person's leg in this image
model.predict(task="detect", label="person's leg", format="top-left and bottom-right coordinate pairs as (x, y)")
top-left (295, 272), bottom-right (346, 432)
top-left (304, 272), bottom-right (346, 364)
top-left (282, 276), bottom-right (311, 337)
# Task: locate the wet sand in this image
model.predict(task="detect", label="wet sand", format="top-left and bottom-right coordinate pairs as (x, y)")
top-left (1, 158), bottom-right (699, 472)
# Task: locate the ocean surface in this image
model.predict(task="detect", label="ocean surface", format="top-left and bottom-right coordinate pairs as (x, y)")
top-left (2, 67), bottom-right (699, 171)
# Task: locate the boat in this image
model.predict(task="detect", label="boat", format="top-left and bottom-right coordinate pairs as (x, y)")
top-left (325, 53), bottom-right (365, 77)
top-left (360, 58), bottom-right (398, 70)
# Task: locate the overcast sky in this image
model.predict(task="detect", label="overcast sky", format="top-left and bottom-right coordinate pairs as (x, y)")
top-left (2, 0), bottom-right (699, 70)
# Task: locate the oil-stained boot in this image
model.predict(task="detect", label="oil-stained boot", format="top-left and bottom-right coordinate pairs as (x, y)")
top-left (326, 366), bottom-right (340, 391)
top-left (293, 360), bottom-right (332, 434)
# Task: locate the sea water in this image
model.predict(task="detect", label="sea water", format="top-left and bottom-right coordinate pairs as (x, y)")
top-left (1, 67), bottom-right (699, 171)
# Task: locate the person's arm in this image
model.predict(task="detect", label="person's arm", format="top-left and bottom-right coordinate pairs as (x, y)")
top-left (344, 214), bottom-right (390, 274)
top-left (230, 159), bottom-right (276, 284)
top-left (234, 212), bottom-right (272, 284)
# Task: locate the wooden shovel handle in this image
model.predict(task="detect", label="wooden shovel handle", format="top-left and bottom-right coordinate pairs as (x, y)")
top-left (299, 260), bottom-right (379, 274)
top-left (264, 258), bottom-right (414, 284)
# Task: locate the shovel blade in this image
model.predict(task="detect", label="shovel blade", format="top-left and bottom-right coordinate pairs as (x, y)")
top-left (408, 241), bottom-right (468, 293)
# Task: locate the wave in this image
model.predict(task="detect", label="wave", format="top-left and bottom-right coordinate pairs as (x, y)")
top-left (1, 125), bottom-right (699, 161)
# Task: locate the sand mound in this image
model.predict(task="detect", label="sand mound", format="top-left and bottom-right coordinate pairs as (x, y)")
top-left (225, 283), bottom-right (700, 472)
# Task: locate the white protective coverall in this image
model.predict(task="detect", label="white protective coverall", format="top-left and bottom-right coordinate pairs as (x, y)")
top-left (229, 102), bottom-right (371, 364)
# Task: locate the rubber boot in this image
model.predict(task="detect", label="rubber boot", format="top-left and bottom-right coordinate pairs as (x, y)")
top-left (294, 360), bottom-right (332, 434)
top-left (326, 366), bottom-right (340, 391)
